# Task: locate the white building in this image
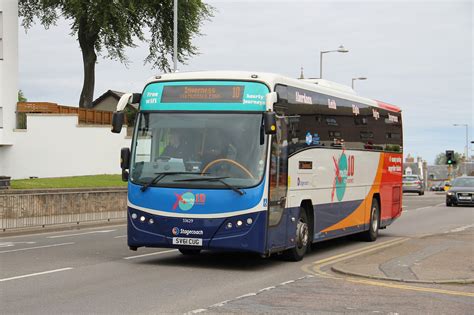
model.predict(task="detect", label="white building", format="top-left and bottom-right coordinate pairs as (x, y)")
top-left (0, 1), bottom-right (130, 179)
top-left (0, 0), bottom-right (18, 170)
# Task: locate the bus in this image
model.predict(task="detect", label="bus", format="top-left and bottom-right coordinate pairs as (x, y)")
top-left (111, 71), bottom-right (403, 261)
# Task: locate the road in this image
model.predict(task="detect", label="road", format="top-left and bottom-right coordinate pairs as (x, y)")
top-left (1, 192), bottom-right (473, 314)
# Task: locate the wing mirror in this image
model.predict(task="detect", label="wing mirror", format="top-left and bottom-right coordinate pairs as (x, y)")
top-left (263, 111), bottom-right (277, 135)
top-left (111, 93), bottom-right (141, 134)
top-left (120, 147), bottom-right (130, 181)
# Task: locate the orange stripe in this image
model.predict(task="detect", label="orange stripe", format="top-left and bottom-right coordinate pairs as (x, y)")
top-left (321, 153), bottom-right (384, 233)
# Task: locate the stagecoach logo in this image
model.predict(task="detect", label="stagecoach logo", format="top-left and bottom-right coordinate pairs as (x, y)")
top-left (171, 227), bottom-right (204, 236)
top-left (173, 192), bottom-right (206, 211)
top-left (331, 149), bottom-right (355, 202)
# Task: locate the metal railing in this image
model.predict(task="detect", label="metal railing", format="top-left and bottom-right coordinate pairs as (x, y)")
top-left (0, 188), bottom-right (127, 231)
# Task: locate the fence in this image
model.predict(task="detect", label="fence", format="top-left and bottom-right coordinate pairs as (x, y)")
top-left (0, 188), bottom-right (127, 231)
top-left (16, 102), bottom-right (126, 128)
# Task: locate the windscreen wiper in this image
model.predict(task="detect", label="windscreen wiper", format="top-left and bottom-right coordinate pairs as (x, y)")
top-left (140, 172), bottom-right (199, 192)
top-left (174, 176), bottom-right (245, 196)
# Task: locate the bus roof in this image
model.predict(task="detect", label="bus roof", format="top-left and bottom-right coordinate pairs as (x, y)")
top-left (146, 71), bottom-right (401, 113)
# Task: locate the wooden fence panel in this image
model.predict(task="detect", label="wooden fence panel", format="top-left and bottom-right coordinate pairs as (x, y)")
top-left (17, 102), bottom-right (122, 126)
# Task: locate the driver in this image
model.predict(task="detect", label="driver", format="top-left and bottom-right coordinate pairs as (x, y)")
top-left (162, 132), bottom-right (186, 158)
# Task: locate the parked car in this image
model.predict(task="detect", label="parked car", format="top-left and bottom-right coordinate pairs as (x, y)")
top-left (446, 176), bottom-right (474, 207)
top-left (403, 175), bottom-right (425, 195)
top-left (430, 181), bottom-right (444, 191)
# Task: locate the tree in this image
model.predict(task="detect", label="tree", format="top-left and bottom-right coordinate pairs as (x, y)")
top-left (19, 0), bottom-right (213, 108)
top-left (434, 151), bottom-right (462, 165)
top-left (18, 90), bottom-right (27, 102)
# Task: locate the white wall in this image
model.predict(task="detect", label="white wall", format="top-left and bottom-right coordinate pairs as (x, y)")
top-left (0, 0), bottom-right (18, 146)
top-left (2, 114), bottom-right (131, 179)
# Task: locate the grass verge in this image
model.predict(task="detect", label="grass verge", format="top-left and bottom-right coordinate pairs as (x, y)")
top-left (11, 175), bottom-right (127, 189)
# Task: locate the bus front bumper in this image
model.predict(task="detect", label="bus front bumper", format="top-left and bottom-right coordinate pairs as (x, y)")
top-left (127, 207), bottom-right (267, 254)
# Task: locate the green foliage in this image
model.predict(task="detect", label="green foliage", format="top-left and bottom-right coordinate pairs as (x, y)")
top-left (11, 175), bottom-right (126, 189)
top-left (124, 106), bottom-right (138, 126)
top-left (20, 0), bottom-right (213, 70)
top-left (19, 0), bottom-right (214, 106)
top-left (18, 90), bottom-right (27, 102)
top-left (434, 151), bottom-right (462, 165)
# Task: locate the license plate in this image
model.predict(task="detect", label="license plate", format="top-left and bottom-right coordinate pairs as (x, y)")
top-left (458, 196), bottom-right (471, 200)
top-left (172, 237), bottom-right (202, 246)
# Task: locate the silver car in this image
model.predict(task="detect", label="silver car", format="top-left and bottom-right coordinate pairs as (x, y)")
top-left (403, 175), bottom-right (425, 195)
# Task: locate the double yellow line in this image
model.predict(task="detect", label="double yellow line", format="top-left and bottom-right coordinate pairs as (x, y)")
top-left (302, 238), bottom-right (474, 298)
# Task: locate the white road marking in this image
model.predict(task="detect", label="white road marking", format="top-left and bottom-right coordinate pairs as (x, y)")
top-left (0, 242), bottom-right (75, 254)
top-left (446, 224), bottom-right (474, 233)
top-left (188, 309), bottom-right (207, 314)
top-left (46, 230), bottom-right (116, 239)
top-left (0, 267), bottom-right (73, 282)
top-left (123, 249), bottom-right (177, 260)
top-left (235, 293), bottom-right (257, 299)
top-left (113, 235), bottom-right (127, 239)
top-left (199, 275), bottom-right (315, 313)
top-left (0, 241), bottom-right (36, 248)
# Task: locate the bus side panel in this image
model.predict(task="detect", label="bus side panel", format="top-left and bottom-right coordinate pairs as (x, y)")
top-left (287, 149), bottom-right (382, 241)
top-left (379, 152), bottom-right (403, 226)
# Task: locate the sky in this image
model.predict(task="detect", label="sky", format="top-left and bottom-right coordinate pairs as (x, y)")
top-left (18, 0), bottom-right (473, 164)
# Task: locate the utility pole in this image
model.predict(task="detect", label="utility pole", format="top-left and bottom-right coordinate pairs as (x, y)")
top-left (173, 0), bottom-right (178, 72)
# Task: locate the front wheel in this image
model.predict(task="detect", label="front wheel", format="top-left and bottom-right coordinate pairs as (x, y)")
top-left (361, 198), bottom-right (380, 242)
top-left (283, 208), bottom-right (309, 261)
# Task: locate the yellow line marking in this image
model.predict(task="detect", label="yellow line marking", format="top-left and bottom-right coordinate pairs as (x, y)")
top-left (302, 237), bottom-right (474, 298)
top-left (312, 238), bottom-right (407, 266)
top-left (349, 278), bottom-right (474, 298)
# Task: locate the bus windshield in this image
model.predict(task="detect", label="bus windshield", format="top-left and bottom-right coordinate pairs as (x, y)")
top-left (130, 112), bottom-right (267, 189)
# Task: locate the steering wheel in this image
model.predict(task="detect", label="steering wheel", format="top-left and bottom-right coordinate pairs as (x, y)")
top-left (202, 159), bottom-right (254, 179)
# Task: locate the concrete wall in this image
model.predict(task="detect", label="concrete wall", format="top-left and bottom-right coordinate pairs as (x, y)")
top-left (0, 0), bottom-right (18, 148)
top-left (2, 113), bottom-right (131, 179)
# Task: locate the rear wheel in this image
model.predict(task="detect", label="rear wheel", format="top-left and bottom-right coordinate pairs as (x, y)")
top-left (179, 249), bottom-right (201, 255)
top-left (283, 208), bottom-right (309, 261)
top-left (362, 198), bottom-right (380, 242)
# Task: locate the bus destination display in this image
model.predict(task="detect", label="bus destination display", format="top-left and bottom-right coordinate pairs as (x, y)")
top-left (161, 85), bottom-right (244, 103)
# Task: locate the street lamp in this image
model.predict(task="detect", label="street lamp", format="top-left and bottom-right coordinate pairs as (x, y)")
top-left (173, 0), bottom-right (178, 72)
top-left (351, 77), bottom-right (367, 90)
top-left (319, 45), bottom-right (349, 79)
top-left (453, 124), bottom-right (469, 162)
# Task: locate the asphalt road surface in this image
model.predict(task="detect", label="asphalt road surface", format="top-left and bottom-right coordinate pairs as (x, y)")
top-left (1, 192), bottom-right (473, 314)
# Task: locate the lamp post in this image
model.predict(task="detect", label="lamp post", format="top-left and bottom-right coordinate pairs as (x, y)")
top-left (453, 124), bottom-right (469, 162)
top-left (173, 0), bottom-right (178, 72)
top-left (319, 45), bottom-right (349, 79)
top-left (351, 77), bottom-right (367, 90)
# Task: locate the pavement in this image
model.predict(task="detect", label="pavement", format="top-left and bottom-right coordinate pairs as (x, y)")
top-left (330, 227), bottom-right (474, 284)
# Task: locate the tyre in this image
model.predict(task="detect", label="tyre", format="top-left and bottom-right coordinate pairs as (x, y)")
top-left (361, 198), bottom-right (380, 242)
top-left (179, 249), bottom-right (201, 255)
top-left (283, 208), bottom-right (309, 261)
top-left (419, 191), bottom-right (424, 196)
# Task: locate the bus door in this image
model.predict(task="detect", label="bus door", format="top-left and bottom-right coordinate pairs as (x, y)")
top-left (266, 116), bottom-right (289, 252)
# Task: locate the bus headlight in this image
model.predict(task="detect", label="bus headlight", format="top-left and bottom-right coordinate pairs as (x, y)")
top-left (236, 220), bottom-right (243, 227)
top-left (246, 218), bottom-right (253, 225)
top-left (131, 213), bottom-right (138, 220)
top-left (140, 216), bottom-right (146, 222)
top-left (149, 218), bottom-right (154, 224)
top-left (226, 222), bottom-right (233, 229)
